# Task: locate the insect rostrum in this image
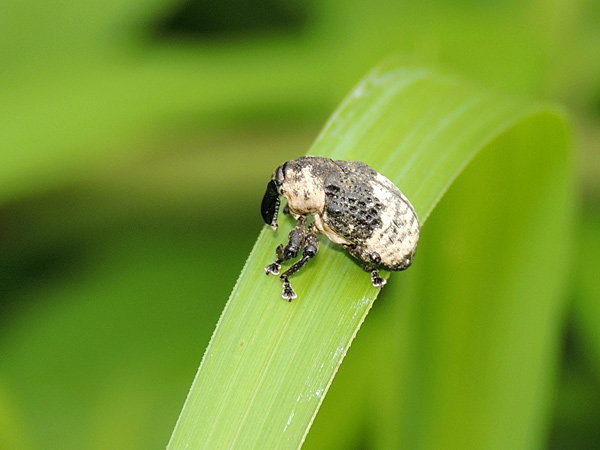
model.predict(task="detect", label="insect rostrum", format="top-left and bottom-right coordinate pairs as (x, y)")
top-left (262, 156), bottom-right (420, 301)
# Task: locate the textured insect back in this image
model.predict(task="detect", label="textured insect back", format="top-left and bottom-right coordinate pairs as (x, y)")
top-left (262, 156), bottom-right (419, 300)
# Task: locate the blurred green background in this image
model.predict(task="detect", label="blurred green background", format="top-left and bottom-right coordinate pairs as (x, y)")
top-left (0, 0), bottom-right (598, 449)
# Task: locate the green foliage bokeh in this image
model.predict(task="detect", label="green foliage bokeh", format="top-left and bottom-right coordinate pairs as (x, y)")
top-left (0, 1), bottom-right (598, 449)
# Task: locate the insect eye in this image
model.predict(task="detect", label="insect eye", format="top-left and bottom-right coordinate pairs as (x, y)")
top-left (274, 163), bottom-right (287, 185)
top-left (274, 163), bottom-right (287, 194)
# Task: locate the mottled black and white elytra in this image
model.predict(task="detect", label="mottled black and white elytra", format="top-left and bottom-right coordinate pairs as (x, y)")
top-left (261, 156), bottom-right (420, 301)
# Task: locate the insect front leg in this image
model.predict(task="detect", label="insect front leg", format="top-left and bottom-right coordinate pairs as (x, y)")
top-left (265, 216), bottom-right (307, 276)
top-left (280, 224), bottom-right (319, 301)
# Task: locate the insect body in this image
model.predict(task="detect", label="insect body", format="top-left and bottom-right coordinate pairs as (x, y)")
top-left (261, 156), bottom-right (419, 301)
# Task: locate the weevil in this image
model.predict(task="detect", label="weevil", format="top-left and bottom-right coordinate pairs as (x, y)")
top-left (261, 156), bottom-right (419, 301)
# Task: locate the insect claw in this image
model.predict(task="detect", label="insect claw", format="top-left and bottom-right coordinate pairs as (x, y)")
top-left (281, 279), bottom-right (297, 301)
top-left (265, 262), bottom-right (281, 275)
top-left (370, 270), bottom-right (387, 288)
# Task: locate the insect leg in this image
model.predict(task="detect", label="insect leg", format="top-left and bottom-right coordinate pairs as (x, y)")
top-left (370, 269), bottom-right (387, 288)
top-left (280, 225), bottom-right (319, 301)
top-left (265, 216), bottom-right (307, 276)
top-left (364, 251), bottom-right (386, 288)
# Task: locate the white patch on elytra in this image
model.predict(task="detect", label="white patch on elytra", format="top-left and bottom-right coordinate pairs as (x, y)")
top-left (366, 177), bottom-right (419, 266)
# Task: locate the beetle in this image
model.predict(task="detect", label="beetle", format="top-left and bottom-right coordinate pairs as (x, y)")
top-left (261, 156), bottom-right (419, 301)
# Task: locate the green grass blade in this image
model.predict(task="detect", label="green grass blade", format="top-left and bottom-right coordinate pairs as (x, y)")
top-left (167, 60), bottom-right (570, 449)
top-left (305, 110), bottom-right (573, 450)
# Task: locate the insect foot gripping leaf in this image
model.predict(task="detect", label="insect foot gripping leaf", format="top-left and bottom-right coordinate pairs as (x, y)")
top-left (261, 156), bottom-right (419, 301)
top-left (167, 59), bottom-right (571, 450)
